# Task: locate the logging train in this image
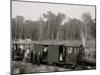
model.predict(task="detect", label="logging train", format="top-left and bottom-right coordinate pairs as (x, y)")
top-left (12, 41), bottom-right (96, 69)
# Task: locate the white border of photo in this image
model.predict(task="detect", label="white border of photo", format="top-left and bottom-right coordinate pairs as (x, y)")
top-left (0, 0), bottom-right (99, 75)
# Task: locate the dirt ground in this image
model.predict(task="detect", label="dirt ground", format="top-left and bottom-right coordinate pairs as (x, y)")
top-left (12, 61), bottom-right (70, 74)
top-left (12, 61), bottom-right (96, 75)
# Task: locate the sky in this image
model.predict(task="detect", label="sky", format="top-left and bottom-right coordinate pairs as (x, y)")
top-left (12, 1), bottom-right (96, 21)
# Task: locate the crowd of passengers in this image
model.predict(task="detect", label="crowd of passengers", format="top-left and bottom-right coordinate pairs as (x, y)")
top-left (12, 44), bottom-right (48, 65)
top-left (12, 44), bottom-right (85, 65)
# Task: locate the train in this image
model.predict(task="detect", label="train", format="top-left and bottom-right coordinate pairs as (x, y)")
top-left (12, 41), bottom-right (96, 69)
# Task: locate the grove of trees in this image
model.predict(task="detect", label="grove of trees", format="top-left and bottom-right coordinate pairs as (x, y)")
top-left (12, 11), bottom-right (96, 41)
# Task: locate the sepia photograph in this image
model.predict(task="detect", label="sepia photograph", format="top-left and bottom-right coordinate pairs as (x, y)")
top-left (11, 0), bottom-right (96, 75)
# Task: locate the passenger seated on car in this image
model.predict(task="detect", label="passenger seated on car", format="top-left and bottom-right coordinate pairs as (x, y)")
top-left (32, 51), bottom-right (36, 64)
top-left (23, 48), bottom-right (30, 62)
top-left (19, 45), bottom-right (25, 60)
top-left (37, 52), bottom-right (41, 65)
top-left (43, 45), bottom-right (48, 59)
top-left (60, 54), bottom-right (63, 61)
top-left (79, 44), bottom-right (85, 57)
top-left (30, 50), bottom-right (33, 63)
top-left (44, 45), bottom-right (48, 52)
top-left (77, 44), bottom-right (85, 65)
top-left (20, 45), bottom-right (25, 54)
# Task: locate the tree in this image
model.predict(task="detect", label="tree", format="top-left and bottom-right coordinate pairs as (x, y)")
top-left (81, 13), bottom-right (96, 40)
top-left (43, 11), bottom-right (66, 40)
top-left (15, 16), bottom-right (25, 39)
top-left (63, 18), bottom-right (85, 41)
top-left (12, 18), bottom-right (17, 40)
top-left (56, 12), bottom-right (66, 40)
top-left (12, 16), bottom-right (25, 40)
top-left (38, 17), bottom-right (46, 40)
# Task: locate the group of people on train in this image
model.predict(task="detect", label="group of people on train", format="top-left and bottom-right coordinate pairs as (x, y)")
top-left (12, 44), bottom-right (48, 65)
top-left (12, 43), bottom-right (85, 65)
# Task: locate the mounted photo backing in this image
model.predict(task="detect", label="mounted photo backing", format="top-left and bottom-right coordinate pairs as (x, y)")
top-left (11, 0), bottom-right (96, 75)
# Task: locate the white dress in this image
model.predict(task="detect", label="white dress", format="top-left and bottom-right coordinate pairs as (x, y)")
top-left (24, 49), bottom-right (30, 58)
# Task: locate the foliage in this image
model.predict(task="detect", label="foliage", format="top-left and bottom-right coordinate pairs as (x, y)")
top-left (12, 12), bottom-right (96, 41)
